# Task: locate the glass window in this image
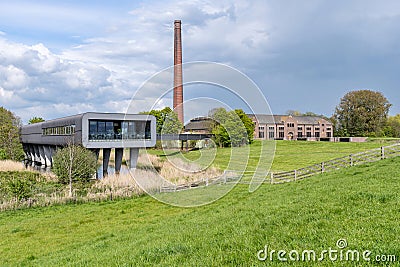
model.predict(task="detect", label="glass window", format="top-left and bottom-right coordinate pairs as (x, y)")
top-left (269, 131), bottom-right (275, 139)
top-left (128, 121), bottom-right (135, 139)
top-left (89, 121), bottom-right (97, 133)
top-left (145, 121), bottom-right (151, 139)
top-left (88, 120), bottom-right (151, 141)
top-left (137, 121), bottom-right (146, 139)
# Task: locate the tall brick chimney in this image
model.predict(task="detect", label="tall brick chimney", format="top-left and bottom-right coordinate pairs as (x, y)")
top-left (173, 20), bottom-right (184, 123)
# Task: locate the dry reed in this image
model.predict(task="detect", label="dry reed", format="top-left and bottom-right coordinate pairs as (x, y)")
top-left (0, 153), bottom-right (223, 211)
top-left (0, 160), bottom-right (25, 171)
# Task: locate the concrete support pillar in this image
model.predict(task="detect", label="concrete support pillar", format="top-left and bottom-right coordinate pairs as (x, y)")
top-left (115, 148), bottom-right (123, 174)
top-left (38, 145), bottom-right (46, 168)
top-left (49, 146), bottom-right (56, 165)
top-left (102, 148), bottom-right (111, 176)
top-left (129, 148), bottom-right (139, 169)
top-left (33, 145), bottom-right (40, 166)
top-left (22, 144), bottom-right (31, 161)
top-left (29, 145), bottom-right (35, 163)
top-left (43, 146), bottom-right (52, 167)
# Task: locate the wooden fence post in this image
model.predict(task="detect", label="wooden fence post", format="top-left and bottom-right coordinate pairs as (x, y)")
top-left (321, 162), bottom-right (325, 173)
top-left (270, 172), bottom-right (274, 184)
top-left (381, 146), bottom-right (385, 160)
top-left (350, 154), bottom-right (353, 166)
top-left (294, 170), bottom-right (297, 181)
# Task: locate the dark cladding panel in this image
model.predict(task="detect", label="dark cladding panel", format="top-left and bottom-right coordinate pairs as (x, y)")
top-left (20, 114), bottom-right (84, 145)
top-left (21, 112), bottom-right (156, 148)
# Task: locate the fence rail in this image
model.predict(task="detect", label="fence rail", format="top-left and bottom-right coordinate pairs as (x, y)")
top-left (270, 143), bottom-right (400, 184)
top-left (160, 143), bottom-right (400, 192)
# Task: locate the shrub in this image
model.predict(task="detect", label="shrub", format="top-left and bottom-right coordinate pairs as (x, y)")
top-left (0, 171), bottom-right (42, 201)
top-left (52, 145), bottom-right (97, 184)
top-left (0, 149), bottom-right (7, 160)
top-left (6, 176), bottom-right (32, 201)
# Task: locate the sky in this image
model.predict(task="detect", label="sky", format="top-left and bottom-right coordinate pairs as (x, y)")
top-left (0, 0), bottom-right (399, 124)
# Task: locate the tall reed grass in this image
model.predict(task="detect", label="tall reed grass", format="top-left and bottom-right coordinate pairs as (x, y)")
top-left (0, 153), bottom-right (222, 211)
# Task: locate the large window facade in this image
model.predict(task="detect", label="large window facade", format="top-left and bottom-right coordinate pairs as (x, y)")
top-left (89, 120), bottom-right (151, 141)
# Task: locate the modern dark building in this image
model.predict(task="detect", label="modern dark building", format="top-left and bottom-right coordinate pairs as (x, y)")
top-left (20, 112), bottom-right (156, 173)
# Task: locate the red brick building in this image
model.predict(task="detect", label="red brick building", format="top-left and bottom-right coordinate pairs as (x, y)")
top-left (248, 114), bottom-right (334, 141)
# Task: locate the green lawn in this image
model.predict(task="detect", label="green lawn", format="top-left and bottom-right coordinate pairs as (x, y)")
top-left (150, 140), bottom-right (394, 172)
top-left (1, 155), bottom-right (399, 266)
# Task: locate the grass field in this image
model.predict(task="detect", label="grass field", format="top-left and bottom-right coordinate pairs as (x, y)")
top-left (1, 145), bottom-right (399, 265)
top-left (150, 140), bottom-right (394, 172)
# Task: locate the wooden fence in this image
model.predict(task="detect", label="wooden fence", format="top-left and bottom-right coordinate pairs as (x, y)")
top-left (270, 143), bottom-right (400, 184)
top-left (159, 170), bottom-right (240, 193)
top-left (159, 143), bottom-right (400, 192)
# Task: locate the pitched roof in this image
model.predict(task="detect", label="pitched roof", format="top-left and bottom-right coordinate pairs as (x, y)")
top-left (185, 117), bottom-right (213, 131)
top-left (248, 114), bottom-right (332, 125)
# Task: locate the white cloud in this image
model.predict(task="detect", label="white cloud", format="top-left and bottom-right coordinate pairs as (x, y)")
top-left (0, 65), bottom-right (29, 89)
top-left (0, 87), bottom-right (13, 99)
top-left (1, 0), bottom-right (400, 122)
top-left (0, 38), bottom-right (127, 122)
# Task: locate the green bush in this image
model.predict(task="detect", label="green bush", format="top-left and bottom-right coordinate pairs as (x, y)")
top-left (52, 145), bottom-right (97, 184)
top-left (0, 149), bottom-right (7, 160)
top-left (6, 176), bottom-right (32, 201)
top-left (0, 172), bottom-right (42, 201)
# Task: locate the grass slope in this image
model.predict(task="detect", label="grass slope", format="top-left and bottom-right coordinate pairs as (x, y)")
top-left (152, 140), bottom-right (393, 172)
top-left (1, 157), bottom-right (399, 266)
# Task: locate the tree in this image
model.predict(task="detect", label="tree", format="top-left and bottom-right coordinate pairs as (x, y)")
top-left (28, 117), bottom-right (45, 124)
top-left (333, 90), bottom-right (391, 137)
top-left (161, 111), bottom-right (183, 134)
top-left (302, 111), bottom-right (322, 117)
top-left (52, 144), bottom-right (97, 197)
top-left (286, 110), bottom-right (302, 116)
top-left (141, 107), bottom-right (183, 134)
top-left (209, 108), bottom-right (230, 147)
top-left (209, 108), bottom-right (249, 147)
top-left (386, 114), bottom-right (400, 138)
top-left (0, 107), bottom-right (24, 160)
top-left (234, 109), bottom-right (255, 144)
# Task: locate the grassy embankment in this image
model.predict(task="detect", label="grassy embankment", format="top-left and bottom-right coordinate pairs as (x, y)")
top-left (0, 140), bottom-right (399, 265)
top-left (150, 139), bottom-right (395, 172)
